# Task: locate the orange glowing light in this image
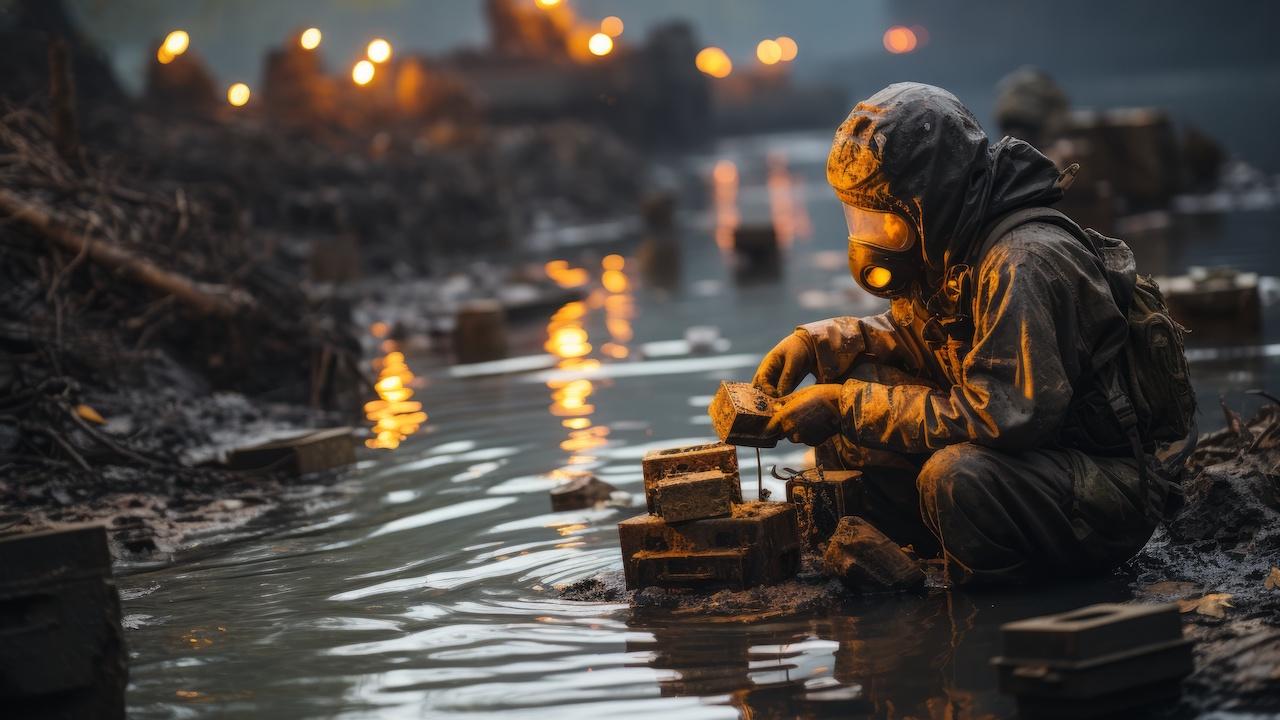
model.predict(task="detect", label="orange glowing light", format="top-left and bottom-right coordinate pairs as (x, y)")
top-left (163, 30), bottom-right (190, 57)
top-left (756, 39), bottom-right (782, 65)
top-left (156, 30), bottom-right (189, 64)
top-left (545, 260), bottom-right (591, 288)
top-left (601, 16), bottom-right (624, 37)
top-left (561, 425), bottom-right (609, 452)
top-left (695, 47), bottom-right (732, 79)
top-left (226, 83), bottom-right (251, 107)
top-left (883, 26), bottom-right (918, 54)
top-left (588, 32), bottom-right (614, 57)
top-left (353, 60), bottom-right (375, 85)
top-left (367, 38), bottom-right (392, 63)
top-left (551, 378), bottom-right (596, 416)
top-left (602, 254), bottom-right (625, 271)
top-left (535, 0), bottom-right (562, 7)
top-left (563, 417), bottom-right (591, 430)
top-left (777, 36), bottom-right (798, 61)
top-left (606, 317), bottom-right (633, 343)
top-left (300, 28), bottom-right (322, 50)
top-left (546, 326), bottom-right (591, 358)
top-left (713, 159), bottom-right (739, 185)
top-left (365, 347), bottom-right (426, 449)
top-left (602, 269), bottom-right (628, 294)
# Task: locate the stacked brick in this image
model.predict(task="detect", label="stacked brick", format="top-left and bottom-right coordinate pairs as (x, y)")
top-left (618, 442), bottom-right (800, 591)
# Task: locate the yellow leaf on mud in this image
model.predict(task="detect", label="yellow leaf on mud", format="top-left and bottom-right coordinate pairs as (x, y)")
top-left (1266, 567), bottom-right (1280, 591)
top-left (75, 403), bottom-right (106, 424)
top-left (1177, 593), bottom-right (1233, 618)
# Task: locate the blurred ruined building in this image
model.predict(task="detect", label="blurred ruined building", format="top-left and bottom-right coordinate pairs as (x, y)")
top-left (995, 66), bottom-right (1226, 232)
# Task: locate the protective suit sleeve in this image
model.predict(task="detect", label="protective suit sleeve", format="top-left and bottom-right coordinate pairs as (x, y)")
top-left (839, 231), bottom-right (1087, 453)
top-left (797, 312), bottom-right (917, 384)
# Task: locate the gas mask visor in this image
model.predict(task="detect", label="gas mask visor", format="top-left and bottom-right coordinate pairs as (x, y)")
top-left (842, 202), bottom-right (919, 296)
top-left (841, 202), bottom-right (916, 251)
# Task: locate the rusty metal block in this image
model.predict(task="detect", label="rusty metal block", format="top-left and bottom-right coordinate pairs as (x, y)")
top-left (708, 381), bottom-right (777, 448)
top-left (641, 442), bottom-right (739, 514)
top-left (785, 468), bottom-right (865, 549)
top-left (822, 516), bottom-right (923, 592)
top-left (618, 502), bottom-right (800, 590)
top-left (991, 602), bottom-right (1193, 718)
top-left (653, 470), bottom-right (736, 522)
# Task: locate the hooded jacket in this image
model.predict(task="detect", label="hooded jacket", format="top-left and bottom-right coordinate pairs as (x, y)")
top-left (806, 83), bottom-right (1135, 453)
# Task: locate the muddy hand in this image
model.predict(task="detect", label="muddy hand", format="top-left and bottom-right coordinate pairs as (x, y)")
top-left (765, 383), bottom-right (842, 446)
top-left (752, 331), bottom-right (816, 398)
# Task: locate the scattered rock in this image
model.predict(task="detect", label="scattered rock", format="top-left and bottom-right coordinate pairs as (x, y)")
top-left (822, 516), bottom-right (924, 593)
top-left (549, 472), bottom-right (617, 511)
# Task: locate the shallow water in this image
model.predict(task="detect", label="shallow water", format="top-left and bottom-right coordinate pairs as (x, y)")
top-left (119, 131), bottom-right (1280, 718)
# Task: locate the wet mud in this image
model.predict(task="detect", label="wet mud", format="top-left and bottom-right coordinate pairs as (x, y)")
top-left (1129, 402), bottom-right (1280, 714)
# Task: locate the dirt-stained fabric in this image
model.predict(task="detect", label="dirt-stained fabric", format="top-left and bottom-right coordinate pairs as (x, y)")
top-left (805, 83), bottom-right (1166, 583)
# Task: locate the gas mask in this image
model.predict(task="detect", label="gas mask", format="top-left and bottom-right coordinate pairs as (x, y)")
top-left (842, 201), bottom-right (921, 299)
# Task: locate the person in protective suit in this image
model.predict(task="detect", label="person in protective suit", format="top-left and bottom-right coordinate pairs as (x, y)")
top-left (754, 83), bottom-right (1184, 585)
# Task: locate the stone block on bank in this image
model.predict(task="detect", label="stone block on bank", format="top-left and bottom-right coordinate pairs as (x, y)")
top-left (225, 427), bottom-right (356, 475)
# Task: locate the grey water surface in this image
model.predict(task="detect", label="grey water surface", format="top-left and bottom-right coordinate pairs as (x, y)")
top-left (118, 130), bottom-right (1280, 718)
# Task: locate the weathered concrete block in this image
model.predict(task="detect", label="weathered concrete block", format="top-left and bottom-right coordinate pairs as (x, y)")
top-left (653, 470), bottom-right (735, 522)
top-left (708, 381), bottom-right (777, 448)
top-left (549, 471), bottom-right (617, 511)
top-left (785, 468), bottom-right (865, 549)
top-left (226, 427), bottom-right (356, 475)
top-left (822, 516), bottom-right (923, 592)
top-left (618, 501), bottom-right (800, 590)
top-left (641, 442), bottom-right (739, 513)
top-left (992, 603), bottom-right (1193, 718)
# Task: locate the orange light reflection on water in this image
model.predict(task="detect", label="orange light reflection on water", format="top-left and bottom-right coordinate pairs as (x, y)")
top-left (545, 260), bottom-right (591, 289)
top-left (543, 256), bottom-right (637, 462)
top-left (365, 340), bottom-right (426, 450)
top-left (712, 160), bottom-right (740, 252)
top-left (766, 151), bottom-right (813, 247)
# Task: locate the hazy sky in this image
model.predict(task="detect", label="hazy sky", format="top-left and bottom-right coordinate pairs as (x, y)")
top-left (69, 0), bottom-right (889, 92)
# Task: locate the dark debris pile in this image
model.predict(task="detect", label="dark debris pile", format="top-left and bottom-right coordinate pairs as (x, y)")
top-left (0, 105), bottom-right (369, 552)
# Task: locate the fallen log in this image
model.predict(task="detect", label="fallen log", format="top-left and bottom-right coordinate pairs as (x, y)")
top-left (0, 187), bottom-right (255, 317)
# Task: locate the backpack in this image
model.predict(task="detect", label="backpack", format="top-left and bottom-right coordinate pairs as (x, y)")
top-left (976, 207), bottom-right (1197, 520)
